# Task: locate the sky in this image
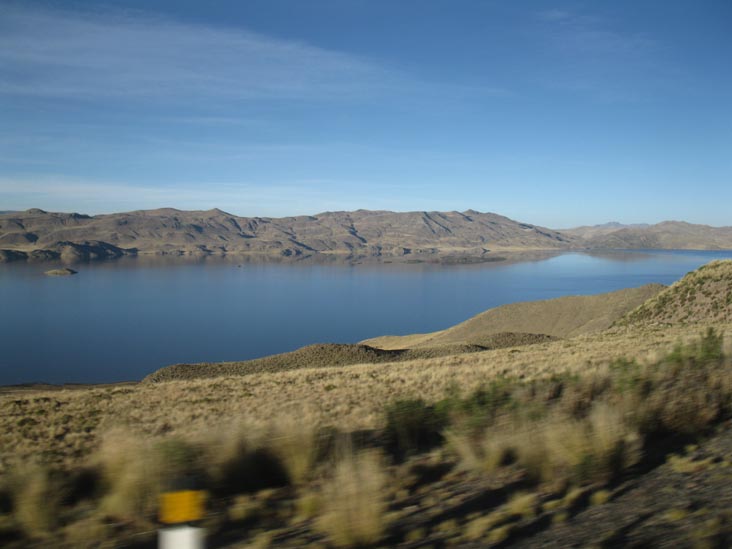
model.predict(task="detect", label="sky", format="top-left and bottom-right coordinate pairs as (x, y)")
top-left (1, 0), bottom-right (731, 227)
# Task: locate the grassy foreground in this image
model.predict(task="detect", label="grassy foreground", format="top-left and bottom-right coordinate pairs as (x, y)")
top-left (1, 324), bottom-right (731, 547)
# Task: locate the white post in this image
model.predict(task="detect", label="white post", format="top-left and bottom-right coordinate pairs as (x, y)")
top-left (159, 525), bottom-right (205, 549)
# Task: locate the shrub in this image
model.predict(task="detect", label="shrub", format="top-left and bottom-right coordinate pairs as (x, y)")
top-left (446, 380), bottom-right (516, 424)
top-left (198, 425), bottom-right (288, 497)
top-left (384, 399), bottom-right (447, 457)
top-left (666, 328), bottom-right (724, 366)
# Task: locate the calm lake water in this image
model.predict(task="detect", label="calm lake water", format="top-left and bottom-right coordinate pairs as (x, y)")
top-left (2, 249), bottom-right (732, 385)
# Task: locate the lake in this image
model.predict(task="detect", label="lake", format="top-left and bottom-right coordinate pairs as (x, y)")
top-left (2, 249), bottom-right (732, 385)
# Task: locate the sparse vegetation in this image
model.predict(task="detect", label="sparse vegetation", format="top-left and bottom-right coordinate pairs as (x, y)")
top-left (384, 399), bottom-right (448, 457)
top-left (315, 450), bottom-right (388, 547)
top-left (9, 463), bottom-right (62, 538)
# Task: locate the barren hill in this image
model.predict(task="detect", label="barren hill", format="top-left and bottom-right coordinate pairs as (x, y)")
top-left (364, 283), bottom-right (665, 349)
top-left (559, 222), bottom-right (650, 238)
top-left (3, 208), bottom-right (732, 263)
top-left (0, 208), bottom-right (574, 262)
top-left (565, 221), bottom-right (732, 250)
top-left (618, 259), bottom-right (732, 326)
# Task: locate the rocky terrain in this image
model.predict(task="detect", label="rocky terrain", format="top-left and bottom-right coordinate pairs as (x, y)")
top-left (565, 220), bottom-right (732, 250)
top-left (558, 221), bottom-right (651, 238)
top-left (43, 268), bottom-right (77, 277)
top-left (3, 208), bottom-right (732, 264)
top-left (0, 208), bottom-right (572, 263)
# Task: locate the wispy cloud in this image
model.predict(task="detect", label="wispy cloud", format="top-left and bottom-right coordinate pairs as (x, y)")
top-left (532, 8), bottom-right (662, 102)
top-left (0, 4), bottom-right (400, 103)
top-left (541, 11), bottom-right (656, 56)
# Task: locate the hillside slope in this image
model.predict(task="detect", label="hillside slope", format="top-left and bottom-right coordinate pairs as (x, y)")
top-left (559, 221), bottom-right (650, 238)
top-left (144, 333), bottom-right (557, 382)
top-left (0, 208), bottom-right (574, 262)
top-left (619, 260), bottom-right (732, 326)
top-left (364, 283), bottom-right (665, 349)
top-left (568, 221), bottom-right (732, 250)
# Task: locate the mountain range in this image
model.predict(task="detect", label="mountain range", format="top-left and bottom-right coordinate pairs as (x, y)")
top-left (1, 208), bottom-right (731, 262)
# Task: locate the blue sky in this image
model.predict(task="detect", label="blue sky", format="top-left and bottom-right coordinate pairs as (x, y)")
top-left (1, 1), bottom-right (731, 227)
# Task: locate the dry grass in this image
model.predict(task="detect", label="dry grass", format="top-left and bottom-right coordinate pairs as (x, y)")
top-left (447, 421), bottom-right (520, 475)
top-left (463, 510), bottom-right (510, 542)
top-left (527, 405), bottom-right (639, 486)
top-left (267, 416), bottom-right (319, 485)
top-left (506, 491), bottom-right (539, 519)
top-left (590, 489), bottom-right (611, 506)
top-left (620, 260), bottom-right (732, 326)
top-left (315, 449), bottom-right (388, 547)
top-left (95, 429), bottom-right (165, 522)
top-left (145, 340), bottom-right (556, 383)
top-left (5, 323), bottom-right (727, 477)
top-left (62, 514), bottom-right (110, 548)
top-left (9, 462), bottom-right (62, 537)
top-left (367, 282), bottom-right (664, 347)
top-left (449, 401), bottom-right (641, 488)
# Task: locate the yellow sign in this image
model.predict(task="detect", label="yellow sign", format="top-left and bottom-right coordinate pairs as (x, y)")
top-left (159, 490), bottom-right (206, 524)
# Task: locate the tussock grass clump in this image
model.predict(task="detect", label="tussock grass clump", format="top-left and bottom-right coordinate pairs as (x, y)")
top-left (267, 417), bottom-right (319, 485)
top-left (463, 510), bottom-right (510, 542)
top-left (448, 401), bottom-right (640, 486)
top-left (97, 431), bottom-right (207, 522)
top-left (315, 450), bottom-right (388, 547)
top-left (9, 462), bottom-right (63, 537)
top-left (506, 491), bottom-right (539, 519)
top-left (515, 406), bottom-right (641, 486)
top-left (446, 422), bottom-right (518, 475)
top-left (96, 429), bottom-right (166, 522)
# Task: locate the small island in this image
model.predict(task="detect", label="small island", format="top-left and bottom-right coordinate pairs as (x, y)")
top-left (44, 267), bottom-right (78, 276)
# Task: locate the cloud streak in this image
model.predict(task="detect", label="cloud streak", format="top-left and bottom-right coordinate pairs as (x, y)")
top-left (0, 4), bottom-right (399, 103)
top-left (531, 8), bottom-right (663, 102)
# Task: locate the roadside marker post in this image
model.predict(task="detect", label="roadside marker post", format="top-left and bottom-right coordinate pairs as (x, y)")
top-left (158, 488), bottom-right (206, 549)
top-left (159, 524), bottom-right (205, 549)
